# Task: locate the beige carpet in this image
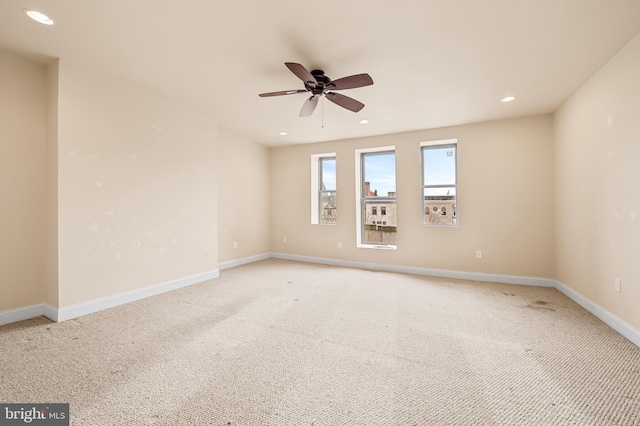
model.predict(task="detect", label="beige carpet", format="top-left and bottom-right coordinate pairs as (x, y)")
top-left (1, 259), bottom-right (639, 425)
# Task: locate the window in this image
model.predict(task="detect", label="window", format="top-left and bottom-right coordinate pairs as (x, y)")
top-left (355, 147), bottom-right (397, 248)
top-left (422, 140), bottom-right (457, 225)
top-left (311, 153), bottom-right (336, 224)
top-left (319, 157), bottom-right (336, 224)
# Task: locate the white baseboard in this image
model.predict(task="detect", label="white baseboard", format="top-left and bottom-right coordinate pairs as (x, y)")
top-left (271, 252), bottom-right (556, 287)
top-left (0, 305), bottom-right (45, 327)
top-left (1, 270), bottom-right (219, 327)
top-left (53, 269), bottom-right (219, 322)
top-left (219, 253), bottom-right (271, 271)
top-left (554, 280), bottom-right (640, 348)
top-left (43, 304), bottom-right (59, 322)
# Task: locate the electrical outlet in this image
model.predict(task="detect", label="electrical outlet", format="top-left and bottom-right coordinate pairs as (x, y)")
top-left (283, 236), bottom-right (287, 243)
top-left (476, 250), bottom-right (482, 259)
top-left (338, 242), bottom-right (343, 249)
top-left (615, 278), bottom-right (621, 293)
top-left (233, 241), bottom-right (238, 249)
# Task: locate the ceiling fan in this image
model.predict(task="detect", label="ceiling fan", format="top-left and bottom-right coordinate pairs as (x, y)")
top-left (259, 62), bottom-right (374, 117)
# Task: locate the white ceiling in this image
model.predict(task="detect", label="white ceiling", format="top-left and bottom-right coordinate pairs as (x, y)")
top-left (1, 1), bottom-right (640, 147)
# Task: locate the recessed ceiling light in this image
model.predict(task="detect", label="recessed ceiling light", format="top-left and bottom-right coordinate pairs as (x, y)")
top-left (24, 9), bottom-right (54, 25)
top-left (501, 96), bottom-right (516, 103)
top-left (279, 132), bottom-right (288, 136)
top-left (359, 119), bottom-right (370, 125)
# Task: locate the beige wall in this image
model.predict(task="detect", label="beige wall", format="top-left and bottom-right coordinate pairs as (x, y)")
top-left (0, 50), bottom-right (47, 312)
top-left (554, 33), bottom-right (640, 330)
top-left (217, 130), bottom-right (270, 263)
top-left (56, 60), bottom-right (219, 308)
top-left (271, 115), bottom-right (555, 278)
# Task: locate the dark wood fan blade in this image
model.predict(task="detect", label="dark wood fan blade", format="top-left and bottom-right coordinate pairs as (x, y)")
top-left (259, 89), bottom-right (308, 97)
top-left (329, 73), bottom-right (374, 90)
top-left (299, 95), bottom-right (320, 117)
top-left (325, 92), bottom-right (365, 112)
top-left (285, 62), bottom-right (318, 86)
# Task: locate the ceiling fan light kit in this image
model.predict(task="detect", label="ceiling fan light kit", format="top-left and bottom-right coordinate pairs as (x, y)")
top-left (259, 62), bottom-right (374, 117)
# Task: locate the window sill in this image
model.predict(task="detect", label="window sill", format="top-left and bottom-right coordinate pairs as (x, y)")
top-left (356, 244), bottom-right (397, 250)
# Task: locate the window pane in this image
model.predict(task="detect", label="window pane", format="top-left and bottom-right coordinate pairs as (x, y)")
top-left (363, 153), bottom-right (396, 197)
top-left (321, 158), bottom-right (336, 191)
top-left (362, 151), bottom-right (396, 245)
top-left (423, 187), bottom-right (456, 225)
top-left (320, 191), bottom-right (337, 224)
top-left (423, 146), bottom-right (456, 186)
top-left (363, 200), bottom-right (397, 244)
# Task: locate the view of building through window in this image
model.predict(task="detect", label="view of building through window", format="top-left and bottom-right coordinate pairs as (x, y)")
top-left (422, 142), bottom-right (457, 225)
top-left (320, 157), bottom-right (336, 224)
top-left (362, 151), bottom-right (397, 245)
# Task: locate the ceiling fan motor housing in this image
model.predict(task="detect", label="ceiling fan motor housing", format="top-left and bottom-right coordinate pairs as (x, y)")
top-left (307, 70), bottom-right (332, 94)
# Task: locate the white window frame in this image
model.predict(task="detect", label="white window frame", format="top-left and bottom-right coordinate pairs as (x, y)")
top-left (355, 146), bottom-right (397, 249)
top-left (421, 139), bottom-right (458, 227)
top-left (311, 152), bottom-right (336, 225)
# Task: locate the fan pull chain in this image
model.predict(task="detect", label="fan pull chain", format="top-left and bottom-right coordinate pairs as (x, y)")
top-left (321, 96), bottom-right (324, 128)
